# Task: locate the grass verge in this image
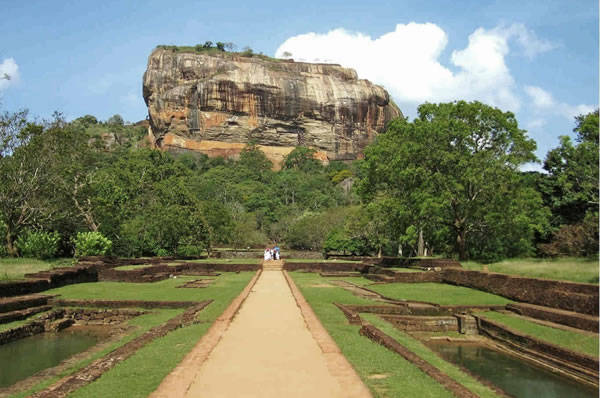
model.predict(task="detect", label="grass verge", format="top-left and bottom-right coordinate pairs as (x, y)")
top-left (290, 272), bottom-right (476, 397)
top-left (461, 257), bottom-right (599, 284)
top-left (368, 283), bottom-right (513, 306)
top-left (479, 311), bottom-right (599, 357)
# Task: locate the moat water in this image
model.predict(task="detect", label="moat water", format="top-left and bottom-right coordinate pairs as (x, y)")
top-left (427, 341), bottom-right (598, 398)
top-left (0, 326), bottom-right (106, 388)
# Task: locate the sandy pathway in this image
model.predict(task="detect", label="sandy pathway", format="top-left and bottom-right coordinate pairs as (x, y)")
top-left (152, 266), bottom-right (371, 397)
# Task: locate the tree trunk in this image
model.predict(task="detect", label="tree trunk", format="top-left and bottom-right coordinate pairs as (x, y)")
top-left (456, 229), bottom-right (468, 261)
top-left (417, 229), bottom-right (425, 257)
top-left (5, 229), bottom-right (17, 256)
top-left (377, 247), bottom-right (382, 258)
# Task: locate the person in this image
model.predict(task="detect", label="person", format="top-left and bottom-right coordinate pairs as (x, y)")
top-left (274, 245), bottom-right (280, 260)
top-left (264, 247), bottom-right (271, 261)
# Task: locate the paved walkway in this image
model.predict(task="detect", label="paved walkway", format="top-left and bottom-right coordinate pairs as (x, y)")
top-left (151, 264), bottom-right (371, 397)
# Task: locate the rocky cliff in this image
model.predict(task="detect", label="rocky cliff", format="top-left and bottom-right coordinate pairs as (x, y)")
top-left (143, 48), bottom-right (401, 166)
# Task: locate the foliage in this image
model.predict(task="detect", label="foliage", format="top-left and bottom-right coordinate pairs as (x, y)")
top-left (359, 101), bottom-right (546, 261)
top-left (15, 230), bottom-right (60, 259)
top-left (282, 146), bottom-right (322, 173)
top-left (537, 215), bottom-right (599, 258)
top-left (72, 231), bottom-right (112, 257)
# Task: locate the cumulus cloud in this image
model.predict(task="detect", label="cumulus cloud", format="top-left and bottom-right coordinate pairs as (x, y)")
top-left (276, 23), bottom-right (558, 113)
top-left (524, 85), bottom-right (596, 120)
top-left (0, 58), bottom-right (20, 90)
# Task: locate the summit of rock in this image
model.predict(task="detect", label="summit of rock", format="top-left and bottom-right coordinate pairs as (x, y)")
top-left (143, 48), bottom-right (401, 166)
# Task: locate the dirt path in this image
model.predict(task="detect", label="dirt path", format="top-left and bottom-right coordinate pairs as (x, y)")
top-left (151, 265), bottom-right (371, 397)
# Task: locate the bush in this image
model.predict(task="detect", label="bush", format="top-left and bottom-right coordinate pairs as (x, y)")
top-left (15, 230), bottom-right (61, 259)
top-left (538, 217), bottom-right (599, 258)
top-left (73, 231), bottom-right (112, 257)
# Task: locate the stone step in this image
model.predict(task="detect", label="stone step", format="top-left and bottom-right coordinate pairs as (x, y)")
top-left (0, 295), bottom-right (50, 314)
top-left (0, 305), bottom-right (53, 324)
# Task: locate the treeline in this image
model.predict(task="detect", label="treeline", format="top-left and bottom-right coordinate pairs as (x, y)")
top-left (0, 102), bottom-right (597, 261)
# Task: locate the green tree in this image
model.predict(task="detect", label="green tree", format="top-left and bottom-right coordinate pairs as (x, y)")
top-left (360, 101), bottom-right (545, 261)
top-left (282, 147), bottom-right (322, 173)
top-left (541, 109), bottom-right (599, 226)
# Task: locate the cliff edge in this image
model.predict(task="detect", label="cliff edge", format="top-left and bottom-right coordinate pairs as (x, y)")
top-left (143, 48), bottom-right (401, 166)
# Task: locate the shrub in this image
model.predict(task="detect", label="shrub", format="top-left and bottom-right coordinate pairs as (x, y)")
top-left (15, 230), bottom-right (61, 259)
top-left (538, 217), bottom-right (599, 258)
top-left (73, 232), bottom-right (112, 257)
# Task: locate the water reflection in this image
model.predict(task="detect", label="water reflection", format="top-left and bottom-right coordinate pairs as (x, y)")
top-left (428, 341), bottom-right (598, 398)
top-left (0, 326), bottom-right (107, 388)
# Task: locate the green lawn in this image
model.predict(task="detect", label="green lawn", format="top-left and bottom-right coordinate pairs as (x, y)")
top-left (0, 258), bottom-right (73, 281)
top-left (368, 283), bottom-right (513, 306)
top-left (289, 272), bottom-right (498, 397)
top-left (388, 268), bottom-right (423, 272)
top-left (13, 271), bottom-right (255, 397)
top-left (479, 311), bottom-right (599, 357)
top-left (461, 257), bottom-right (599, 284)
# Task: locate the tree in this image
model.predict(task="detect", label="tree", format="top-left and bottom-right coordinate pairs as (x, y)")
top-left (360, 101), bottom-right (545, 261)
top-left (541, 109), bottom-right (599, 226)
top-left (107, 114), bottom-right (124, 126)
top-left (282, 147), bottom-right (322, 173)
top-left (216, 42), bottom-right (225, 51)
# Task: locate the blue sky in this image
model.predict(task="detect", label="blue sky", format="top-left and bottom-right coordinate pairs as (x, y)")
top-left (0, 0), bottom-right (597, 167)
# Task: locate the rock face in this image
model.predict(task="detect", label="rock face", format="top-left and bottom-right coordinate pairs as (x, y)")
top-left (143, 48), bottom-right (401, 166)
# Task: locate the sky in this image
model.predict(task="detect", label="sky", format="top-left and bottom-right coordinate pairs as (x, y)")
top-left (0, 0), bottom-right (597, 168)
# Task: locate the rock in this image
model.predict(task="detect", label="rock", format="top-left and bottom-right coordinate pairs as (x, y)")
top-left (143, 48), bottom-right (402, 167)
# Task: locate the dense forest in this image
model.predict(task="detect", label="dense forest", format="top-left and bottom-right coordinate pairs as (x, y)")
top-left (0, 102), bottom-right (597, 261)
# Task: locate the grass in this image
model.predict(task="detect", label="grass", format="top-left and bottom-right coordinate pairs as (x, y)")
top-left (46, 272), bottom-right (253, 302)
top-left (0, 258), bottom-right (73, 281)
top-left (368, 283), bottom-right (513, 306)
top-left (461, 257), bottom-right (599, 284)
top-left (289, 272), bottom-right (495, 397)
top-left (388, 268), bottom-right (423, 272)
top-left (362, 313), bottom-right (499, 398)
top-left (479, 311), bottom-right (599, 357)
top-left (113, 264), bottom-right (154, 271)
top-left (12, 271), bottom-right (255, 397)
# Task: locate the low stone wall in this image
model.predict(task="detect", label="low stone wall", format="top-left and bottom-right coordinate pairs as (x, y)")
top-left (326, 256), bottom-right (462, 268)
top-left (212, 250), bottom-right (323, 259)
top-left (477, 316), bottom-right (599, 384)
top-left (506, 303), bottom-right (599, 333)
top-left (441, 269), bottom-right (598, 315)
top-left (0, 309), bottom-right (65, 345)
top-left (381, 315), bottom-right (459, 332)
top-left (365, 270), bottom-right (443, 283)
top-left (283, 262), bottom-right (363, 272)
top-left (50, 298), bottom-right (204, 309)
top-left (64, 308), bottom-right (146, 325)
top-left (99, 263), bottom-right (259, 283)
top-left (0, 267), bottom-right (98, 298)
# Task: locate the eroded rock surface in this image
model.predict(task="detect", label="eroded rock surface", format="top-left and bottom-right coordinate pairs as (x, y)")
top-left (143, 48), bottom-right (401, 166)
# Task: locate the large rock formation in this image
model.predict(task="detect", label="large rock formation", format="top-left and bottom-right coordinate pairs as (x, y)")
top-left (143, 48), bottom-right (401, 167)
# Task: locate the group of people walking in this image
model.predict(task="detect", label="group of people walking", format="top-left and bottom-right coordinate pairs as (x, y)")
top-left (264, 245), bottom-right (280, 261)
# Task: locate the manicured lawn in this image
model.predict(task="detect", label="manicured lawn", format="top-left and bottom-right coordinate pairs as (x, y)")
top-left (0, 258), bottom-right (73, 281)
top-left (461, 257), bottom-right (599, 284)
top-left (368, 283), bottom-right (513, 306)
top-left (14, 271), bottom-right (256, 397)
top-left (289, 272), bottom-right (498, 397)
top-left (479, 311), bottom-right (599, 357)
top-left (114, 264), bottom-right (154, 271)
top-left (47, 272), bottom-right (253, 302)
top-left (284, 258), bottom-right (362, 263)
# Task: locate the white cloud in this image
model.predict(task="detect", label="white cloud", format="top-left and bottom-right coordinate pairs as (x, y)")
top-left (275, 23), bottom-right (537, 112)
top-left (525, 117), bottom-right (547, 129)
top-left (523, 85), bottom-right (555, 109)
top-left (495, 23), bottom-right (555, 59)
top-left (524, 85), bottom-right (596, 120)
top-left (0, 58), bottom-right (20, 90)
